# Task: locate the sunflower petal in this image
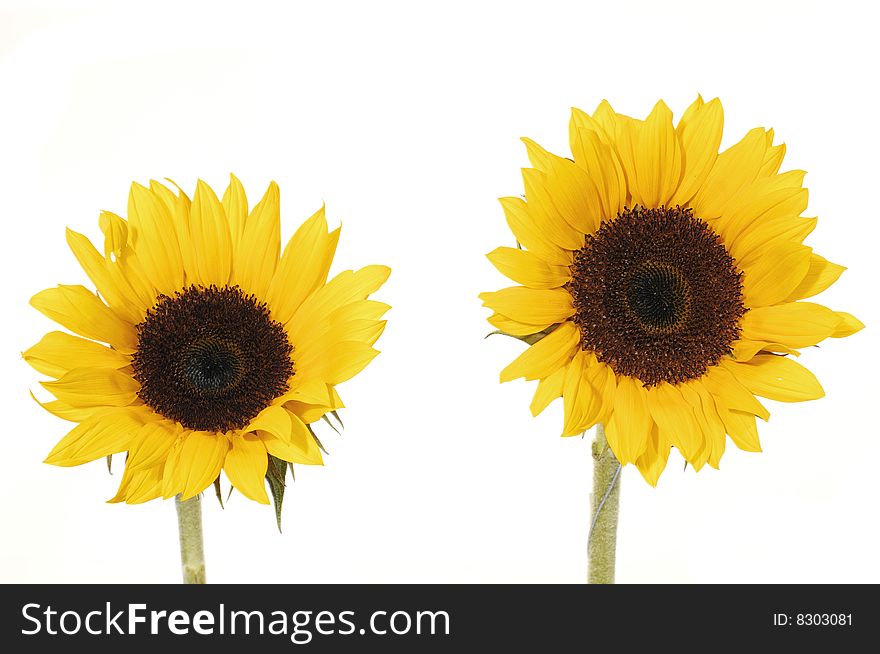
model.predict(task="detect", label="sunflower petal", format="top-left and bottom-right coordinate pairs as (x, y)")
top-left (486, 247), bottom-right (571, 289)
top-left (45, 409), bottom-right (143, 466)
top-left (634, 99), bottom-right (683, 207)
top-left (187, 180), bottom-right (233, 285)
top-left (478, 287), bottom-right (574, 325)
top-left (221, 173), bottom-right (248, 253)
top-left (562, 351), bottom-right (601, 436)
top-left (741, 243), bottom-right (812, 307)
top-left (266, 205), bottom-right (329, 323)
top-left (722, 356), bottom-right (824, 403)
top-left (127, 182), bottom-right (185, 294)
top-left (500, 321), bottom-right (580, 382)
top-left (30, 285), bottom-right (136, 352)
top-left (233, 181), bottom-right (279, 298)
top-left (176, 431), bottom-right (230, 501)
top-left (741, 302), bottom-right (840, 348)
top-left (224, 433), bottom-right (269, 504)
top-left (23, 331), bottom-right (130, 378)
top-left (783, 254), bottom-right (846, 302)
top-left (605, 376), bottom-right (652, 464)
top-left (530, 366), bottom-right (566, 416)
top-left (670, 97), bottom-right (723, 206)
top-left (41, 367), bottom-right (139, 407)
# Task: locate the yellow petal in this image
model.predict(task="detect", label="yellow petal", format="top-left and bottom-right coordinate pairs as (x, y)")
top-left (127, 182), bottom-right (185, 294)
top-left (604, 376), bottom-right (652, 464)
top-left (65, 228), bottom-right (144, 323)
top-left (266, 205), bottom-right (329, 323)
top-left (716, 406), bottom-right (762, 452)
top-left (783, 254), bottom-right (846, 302)
top-left (730, 214), bottom-right (819, 263)
top-left (262, 411), bottom-right (322, 464)
top-left (288, 265), bottom-right (391, 343)
top-left (98, 211), bottom-right (129, 260)
top-left (562, 350), bottom-right (601, 436)
top-left (591, 100), bottom-right (640, 199)
top-left (108, 461), bottom-right (164, 504)
top-left (498, 196), bottom-right (572, 266)
top-left (569, 123), bottom-right (625, 221)
top-left (233, 181), bottom-right (279, 299)
top-left (530, 366), bottom-right (566, 416)
top-left (295, 340), bottom-right (379, 385)
top-left (634, 424), bottom-right (670, 487)
top-left (329, 299), bottom-right (390, 323)
top-left (478, 287), bottom-right (574, 325)
top-left (702, 365), bottom-right (770, 420)
top-left (41, 367), bottom-right (139, 407)
top-left (23, 331), bottom-right (130, 378)
top-left (731, 339), bottom-right (799, 362)
top-left (45, 409), bottom-right (143, 466)
top-left (187, 180), bottom-right (233, 285)
top-left (741, 243), bottom-right (812, 307)
top-left (634, 99), bottom-right (683, 207)
top-left (500, 321), bottom-right (580, 382)
top-left (722, 356), bottom-right (824, 403)
top-left (224, 433), bottom-right (269, 504)
top-left (831, 312), bottom-right (864, 338)
top-left (741, 302), bottom-right (840, 349)
top-left (221, 173), bottom-right (248, 253)
top-left (645, 382), bottom-right (701, 461)
top-left (670, 97), bottom-right (723, 206)
top-left (521, 139), bottom-right (603, 237)
top-left (487, 313), bottom-right (552, 337)
top-left (174, 431), bottom-right (230, 501)
top-left (246, 404), bottom-right (295, 444)
top-left (691, 127), bottom-right (770, 218)
top-left (486, 247), bottom-right (571, 289)
top-left (126, 421), bottom-right (180, 471)
top-left (30, 393), bottom-right (113, 422)
top-left (720, 180), bottom-right (808, 247)
top-left (685, 381), bottom-right (728, 469)
top-left (30, 285), bottom-right (137, 353)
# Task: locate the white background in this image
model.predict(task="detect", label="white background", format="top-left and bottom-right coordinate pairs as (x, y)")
top-left (0, 0), bottom-right (877, 584)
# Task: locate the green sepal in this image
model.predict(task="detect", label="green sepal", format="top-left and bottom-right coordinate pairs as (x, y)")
top-left (213, 477), bottom-right (224, 509)
top-left (484, 324), bottom-right (558, 346)
top-left (266, 454), bottom-right (288, 532)
top-left (321, 413), bottom-right (341, 435)
top-left (106, 454), bottom-right (113, 475)
top-left (329, 410), bottom-right (344, 429)
top-left (306, 423), bottom-right (329, 455)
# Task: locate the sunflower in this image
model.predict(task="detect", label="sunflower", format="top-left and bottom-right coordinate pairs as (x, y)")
top-left (26, 175), bottom-right (390, 505)
top-left (480, 97), bottom-right (863, 485)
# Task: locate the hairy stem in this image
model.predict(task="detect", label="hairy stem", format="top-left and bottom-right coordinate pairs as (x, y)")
top-left (588, 423), bottom-right (621, 584)
top-left (175, 494), bottom-right (206, 584)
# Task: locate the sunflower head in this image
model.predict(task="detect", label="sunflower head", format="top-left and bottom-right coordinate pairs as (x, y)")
top-left (481, 98), bottom-right (863, 485)
top-left (25, 175), bottom-right (390, 525)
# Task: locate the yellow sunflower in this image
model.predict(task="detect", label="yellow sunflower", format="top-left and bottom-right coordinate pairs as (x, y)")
top-left (480, 97), bottom-right (863, 485)
top-left (26, 175), bottom-right (389, 506)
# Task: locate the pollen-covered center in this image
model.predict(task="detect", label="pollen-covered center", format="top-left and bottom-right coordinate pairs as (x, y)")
top-left (132, 285), bottom-right (293, 432)
top-left (569, 206), bottom-right (746, 386)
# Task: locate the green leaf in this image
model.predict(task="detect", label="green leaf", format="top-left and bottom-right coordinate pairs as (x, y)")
top-left (266, 454), bottom-right (288, 532)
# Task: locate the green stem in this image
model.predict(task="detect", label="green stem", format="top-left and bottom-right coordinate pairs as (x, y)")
top-left (175, 494), bottom-right (206, 584)
top-left (588, 423), bottom-right (621, 584)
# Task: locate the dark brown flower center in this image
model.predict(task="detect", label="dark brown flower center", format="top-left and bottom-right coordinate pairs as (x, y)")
top-left (568, 206), bottom-right (746, 386)
top-left (132, 285), bottom-right (293, 431)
